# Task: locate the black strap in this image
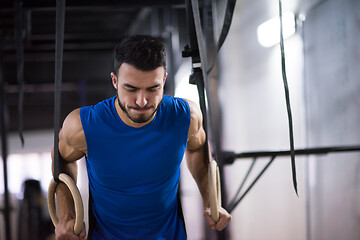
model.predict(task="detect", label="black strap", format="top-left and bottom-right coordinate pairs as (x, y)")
top-left (216, 0), bottom-right (237, 52)
top-left (207, 0), bottom-right (237, 74)
top-left (184, 0), bottom-right (238, 165)
top-left (191, 0), bottom-right (225, 166)
top-left (183, 0), bottom-right (210, 166)
top-left (278, 0), bottom-right (298, 195)
top-left (0, 48), bottom-right (13, 240)
top-left (53, 0), bottom-right (66, 182)
top-left (14, 0), bottom-right (24, 147)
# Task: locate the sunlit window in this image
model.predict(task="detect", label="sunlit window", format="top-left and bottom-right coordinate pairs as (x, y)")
top-left (0, 152), bottom-right (52, 197)
top-left (174, 59), bottom-right (200, 105)
top-left (257, 11), bottom-right (296, 47)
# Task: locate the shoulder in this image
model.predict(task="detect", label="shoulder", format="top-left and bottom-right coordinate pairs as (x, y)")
top-left (62, 108), bottom-right (86, 150)
top-left (183, 99), bottom-right (202, 128)
top-left (160, 96), bottom-right (199, 123)
top-left (80, 96), bottom-right (116, 122)
top-left (63, 108), bottom-right (82, 133)
top-left (163, 95), bottom-right (189, 110)
top-left (160, 96), bottom-right (191, 122)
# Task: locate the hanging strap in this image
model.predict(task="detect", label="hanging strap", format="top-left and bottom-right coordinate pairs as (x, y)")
top-left (278, 0), bottom-right (298, 195)
top-left (0, 49), bottom-right (13, 240)
top-left (53, 0), bottom-right (66, 182)
top-left (183, 0), bottom-right (209, 165)
top-left (48, 1), bottom-right (84, 235)
top-left (14, 0), bottom-right (24, 147)
top-left (207, 0), bottom-right (237, 74)
top-left (216, 0), bottom-right (237, 52)
top-left (184, 0), bottom-right (223, 222)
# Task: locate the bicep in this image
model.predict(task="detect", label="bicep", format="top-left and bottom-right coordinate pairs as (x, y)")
top-left (186, 99), bottom-right (206, 151)
top-left (58, 130), bottom-right (85, 162)
top-left (187, 127), bottom-right (206, 151)
top-left (58, 109), bottom-right (87, 162)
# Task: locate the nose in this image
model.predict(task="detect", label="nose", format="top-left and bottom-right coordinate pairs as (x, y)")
top-left (135, 91), bottom-right (148, 108)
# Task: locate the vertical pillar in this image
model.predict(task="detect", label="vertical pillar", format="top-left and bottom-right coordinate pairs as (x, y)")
top-left (0, 46), bottom-right (12, 240)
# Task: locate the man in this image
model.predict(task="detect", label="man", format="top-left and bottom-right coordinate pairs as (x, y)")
top-left (53, 35), bottom-right (231, 240)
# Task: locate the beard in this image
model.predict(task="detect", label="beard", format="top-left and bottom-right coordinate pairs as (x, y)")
top-left (117, 96), bottom-right (163, 124)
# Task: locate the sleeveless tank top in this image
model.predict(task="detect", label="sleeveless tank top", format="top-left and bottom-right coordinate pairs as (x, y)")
top-left (80, 95), bottom-right (190, 239)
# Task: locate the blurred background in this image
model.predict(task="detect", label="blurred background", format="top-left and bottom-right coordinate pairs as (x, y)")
top-left (0, 0), bottom-right (360, 239)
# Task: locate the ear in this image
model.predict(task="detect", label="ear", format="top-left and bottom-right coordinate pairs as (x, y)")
top-left (111, 72), bottom-right (118, 89)
top-left (163, 72), bottom-right (168, 85)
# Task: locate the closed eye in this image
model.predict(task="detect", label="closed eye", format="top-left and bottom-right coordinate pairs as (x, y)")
top-left (126, 88), bottom-right (137, 92)
top-left (148, 87), bottom-right (160, 92)
top-left (122, 83), bottom-right (161, 92)
top-left (147, 84), bottom-right (161, 92)
top-left (123, 84), bottom-right (138, 92)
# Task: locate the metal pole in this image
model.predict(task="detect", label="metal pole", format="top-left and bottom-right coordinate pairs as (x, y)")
top-left (223, 145), bottom-right (360, 164)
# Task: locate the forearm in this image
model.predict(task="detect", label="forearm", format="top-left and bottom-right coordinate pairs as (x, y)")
top-left (51, 148), bottom-right (78, 221)
top-left (185, 145), bottom-right (210, 208)
top-left (185, 99), bottom-right (232, 230)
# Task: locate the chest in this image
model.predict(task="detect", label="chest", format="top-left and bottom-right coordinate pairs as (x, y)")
top-left (86, 129), bottom-right (186, 189)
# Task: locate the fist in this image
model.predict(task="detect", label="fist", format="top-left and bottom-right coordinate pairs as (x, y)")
top-left (204, 207), bottom-right (232, 231)
top-left (55, 219), bottom-right (86, 240)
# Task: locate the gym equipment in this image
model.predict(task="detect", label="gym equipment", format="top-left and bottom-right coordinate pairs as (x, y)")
top-left (47, 0), bottom-right (84, 235)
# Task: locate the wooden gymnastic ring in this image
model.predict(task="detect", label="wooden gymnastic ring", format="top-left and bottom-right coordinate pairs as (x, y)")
top-left (208, 160), bottom-right (222, 222)
top-left (47, 173), bottom-right (84, 235)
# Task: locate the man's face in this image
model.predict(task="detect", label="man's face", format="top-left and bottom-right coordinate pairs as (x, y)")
top-left (111, 63), bottom-right (167, 125)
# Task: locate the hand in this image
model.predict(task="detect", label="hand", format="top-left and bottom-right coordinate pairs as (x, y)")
top-left (55, 219), bottom-right (86, 240)
top-left (204, 207), bottom-right (232, 231)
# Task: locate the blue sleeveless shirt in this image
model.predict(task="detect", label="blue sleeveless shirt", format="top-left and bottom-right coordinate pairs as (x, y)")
top-left (80, 95), bottom-right (190, 239)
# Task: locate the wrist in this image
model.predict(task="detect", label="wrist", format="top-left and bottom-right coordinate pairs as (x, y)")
top-left (58, 212), bottom-right (75, 223)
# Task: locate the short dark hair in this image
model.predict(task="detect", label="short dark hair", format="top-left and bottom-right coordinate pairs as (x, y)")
top-left (113, 35), bottom-right (167, 75)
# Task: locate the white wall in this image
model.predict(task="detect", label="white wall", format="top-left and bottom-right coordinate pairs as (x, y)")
top-left (218, 0), bottom-right (307, 239)
top-left (303, 0), bottom-right (360, 239)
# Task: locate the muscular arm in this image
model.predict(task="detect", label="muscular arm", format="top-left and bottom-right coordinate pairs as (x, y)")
top-left (51, 108), bottom-right (87, 238)
top-left (185, 99), bottom-right (231, 231)
top-left (185, 100), bottom-right (209, 207)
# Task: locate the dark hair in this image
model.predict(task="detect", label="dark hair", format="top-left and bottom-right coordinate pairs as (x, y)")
top-left (113, 35), bottom-right (167, 75)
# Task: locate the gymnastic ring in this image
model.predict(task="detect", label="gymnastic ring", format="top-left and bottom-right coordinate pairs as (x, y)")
top-left (47, 173), bottom-right (84, 235)
top-left (208, 160), bottom-right (221, 222)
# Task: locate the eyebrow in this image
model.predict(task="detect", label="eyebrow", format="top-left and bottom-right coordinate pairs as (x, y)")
top-left (123, 83), bottom-right (161, 89)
